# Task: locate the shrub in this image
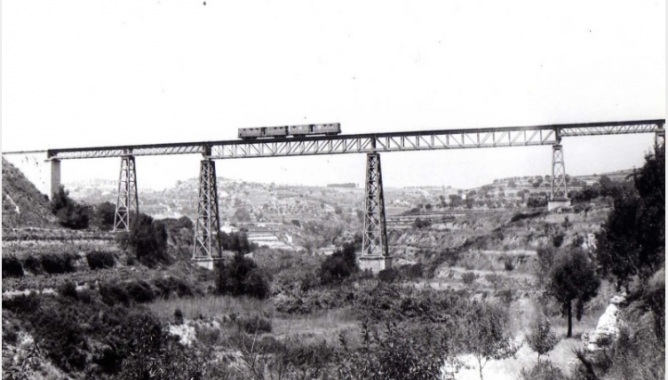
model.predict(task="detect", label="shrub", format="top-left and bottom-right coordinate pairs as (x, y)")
top-left (461, 271), bottom-right (477, 285)
top-left (378, 268), bottom-right (400, 283)
top-left (58, 281), bottom-right (78, 300)
top-left (552, 233), bottom-right (565, 248)
top-left (518, 360), bottom-right (567, 380)
top-left (51, 186), bottom-right (90, 230)
top-left (86, 251), bottom-right (116, 270)
top-left (125, 280), bottom-right (156, 304)
top-left (174, 308), bottom-right (184, 325)
top-left (238, 315), bottom-right (272, 335)
top-left (504, 256), bottom-right (515, 271)
top-left (318, 242), bottom-right (359, 285)
top-left (152, 276), bottom-right (195, 299)
top-left (2, 256), bottom-right (24, 278)
top-left (23, 255), bottom-right (42, 274)
top-left (216, 252), bottom-right (271, 299)
top-left (99, 282), bottom-right (130, 307)
top-left (41, 253), bottom-right (76, 274)
top-left (526, 314), bottom-right (559, 360)
top-left (117, 213), bottom-right (169, 268)
top-left (95, 201), bottom-right (116, 230)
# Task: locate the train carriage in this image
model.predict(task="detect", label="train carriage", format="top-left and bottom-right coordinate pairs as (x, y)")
top-left (238, 123), bottom-right (341, 139)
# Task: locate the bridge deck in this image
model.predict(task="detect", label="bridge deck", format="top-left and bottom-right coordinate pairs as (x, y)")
top-left (3, 119), bottom-right (663, 160)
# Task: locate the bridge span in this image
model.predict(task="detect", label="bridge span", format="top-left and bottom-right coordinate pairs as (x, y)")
top-left (3, 119), bottom-right (665, 271)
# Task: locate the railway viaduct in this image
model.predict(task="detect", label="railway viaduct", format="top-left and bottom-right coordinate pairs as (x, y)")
top-left (3, 119), bottom-right (665, 271)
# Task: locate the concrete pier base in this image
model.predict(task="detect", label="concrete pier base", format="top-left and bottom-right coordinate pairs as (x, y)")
top-left (548, 199), bottom-right (571, 211)
top-left (192, 257), bottom-right (223, 270)
top-left (358, 255), bottom-right (392, 273)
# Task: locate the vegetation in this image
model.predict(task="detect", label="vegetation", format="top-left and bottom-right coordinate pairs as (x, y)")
top-left (50, 186), bottom-right (90, 229)
top-left (547, 248), bottom-right (600, 338)
top-left (318, 242), bottom-right (359, 285)
top-left (597, 145), bottom-right (665, 289)
top-left (117, 213), bottom-right (169, 267)
top-left (216, 252), bottom-right (271, 299)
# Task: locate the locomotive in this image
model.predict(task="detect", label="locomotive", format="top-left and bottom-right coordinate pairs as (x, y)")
top-left (238, 123), bottom-right (341, 139)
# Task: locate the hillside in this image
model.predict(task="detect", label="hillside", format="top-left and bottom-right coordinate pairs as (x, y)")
top-left (2, 158), bottom-right (56, 228)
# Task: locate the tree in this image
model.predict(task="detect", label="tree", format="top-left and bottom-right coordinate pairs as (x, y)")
top-left (96, 201), bottom-right (116, 230)
top-left (119, 213), bottom-right (169, 267)
top-left (526, 314), bottom-right (559, 361)
top-left (50, 186), bottom-right (90, 230)
top-left (448, 194), bottom-right (463, 208)
top-left (597, 145), bottom-right (665, 288)
top-left (216, 252), bottom-right (270, 299)
top-left (318, 242), bottom-right (358, 285)
top-left (548, 249), bottom-right (600, 337)
top-left (460, 302), bottom-right (521, 380)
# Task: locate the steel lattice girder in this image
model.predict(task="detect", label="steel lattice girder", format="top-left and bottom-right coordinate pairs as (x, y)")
top-left (551, 145), bottom-right (568, 200)
top-left (114, 155), bottom-right (139, 231)
top-left (362, 153), bottom-right (389, 257)
top-left (192, 159), bottom-right (222, 260)
top-left (33, 119), bottom-right (664, 160)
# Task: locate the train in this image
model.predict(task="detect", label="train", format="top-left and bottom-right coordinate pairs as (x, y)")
top-left (238, 123), bottom-right (341, 139)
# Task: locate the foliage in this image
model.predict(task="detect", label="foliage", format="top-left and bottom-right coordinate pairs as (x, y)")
top-left (51, 185), bottom-right (90, 229)
top-left (377, 268), bottom-right (400, 283)
top-left (336, 321), bottom-right (451, 380)
top-left (118, 213), bottom-right (169, 268)
top-left (318, 242), bottom-right (359, 285)
top-left (462, 271), bottom-right (478, 285)
top-left (548, 249), bottom-right (600, 337)
top-left (41, 253), bottom-right (77, 274)
top-left (526, 314), bottom-right (559, 360)
top-left (414, 217), bottom-right (432, 229)
top-left (86, 251), bottom-right (116, 270)
top-left (216, 252), bottom-right (271, 299)
top-left (2, 256), bottom-right (24, 278)
top-left (219, 231), bottom-right (252, 254)
top-left (597, 145), bottom-right (665, 288)
top-left (518, 360), bottom-right (567, 380)
top-left (237, 315), bottom-right (272, 335)
top-left (527, 197), bottom-right (548, 208)
top-left (459, 302), bottom-right (521, 380)
top-left (95, 201), bottom-right (117, 230)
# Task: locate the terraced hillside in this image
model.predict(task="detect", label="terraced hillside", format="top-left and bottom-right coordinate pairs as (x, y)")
top-left (2, 158), bottom-right (56, 228)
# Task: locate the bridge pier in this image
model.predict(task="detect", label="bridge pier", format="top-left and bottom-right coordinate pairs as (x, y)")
top-left (114, 154), bottom-right (139, 231)
top-left (359, 152), bottom-right (392, 273)
top-left (548, 143), bottom-right (570, 211)
top-left (49, 158), bottom-right (61, 199)
top-left (192, 154), bottom-right (222, 270)
top-left (655, 128), bottom-right (665, 147)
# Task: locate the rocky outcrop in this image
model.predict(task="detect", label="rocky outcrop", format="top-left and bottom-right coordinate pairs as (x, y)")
top-left (585, 293), bottom-right (627, 361)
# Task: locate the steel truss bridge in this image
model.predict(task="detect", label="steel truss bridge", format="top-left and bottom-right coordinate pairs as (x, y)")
top-left (4, 119), bottom-right (665, 271)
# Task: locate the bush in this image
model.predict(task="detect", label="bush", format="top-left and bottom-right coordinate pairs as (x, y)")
top-left (51, 186), bottom-right (90, 230)
top-left (462, 271), bottom-right (477, 285)
top-left (216, 252), bottom-right (271, 299)
top-left (319, 242), bottom-right (359, 285)
top-left (552, 233), bottom-right (565, 248)
top-left (99, 282), bottom-right (130, 307)
top-left (117, 213), bottom-right (169, 268)
top-left (95, 201), bottom-right (116, 230)
top-left (2, 256), bottom-right (24, 278)
top-left (86, 251), bottom-right (116, 270)
top-left (504, 256), bottom-right (515, 271)
top-left (124, 280), bottom-right (156, 304)
top-left (41, 253), bottom-right (76, 274)
top-left (23, 255), bottom-right (42, 274)
top-left (58, 281), bottom-right (78, 300)
top-left (152, 276), bottom-right (195, 299)
top-left (519, 360), bottom-right (567, 380)
top-left (238, 315), bottom-right (272, 335)
top-left (378, 268), bottom-right (400, 283)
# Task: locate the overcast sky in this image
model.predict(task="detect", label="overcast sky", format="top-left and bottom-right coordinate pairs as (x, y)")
top-left (2, 0), bottom-right (665, 190)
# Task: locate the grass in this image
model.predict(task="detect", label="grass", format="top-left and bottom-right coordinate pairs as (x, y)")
top-left (147, 295), bottom-right (272, 322)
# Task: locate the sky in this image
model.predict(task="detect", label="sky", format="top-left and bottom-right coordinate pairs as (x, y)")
top-left (2, 0), bottom-right (665, 190)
